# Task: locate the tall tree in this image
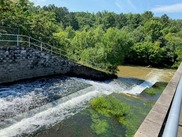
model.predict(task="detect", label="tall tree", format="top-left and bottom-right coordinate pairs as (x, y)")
top-left (144, 19), bottom-right (162, 42)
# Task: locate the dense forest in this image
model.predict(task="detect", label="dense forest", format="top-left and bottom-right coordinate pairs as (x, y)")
top-left (1, 0), bottom-right (182, 71)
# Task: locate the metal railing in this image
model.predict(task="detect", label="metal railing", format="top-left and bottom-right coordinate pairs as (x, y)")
top-left (0, 33), bottom-right (111, 73)
top-left (162, 75), bottom-right (182, 137)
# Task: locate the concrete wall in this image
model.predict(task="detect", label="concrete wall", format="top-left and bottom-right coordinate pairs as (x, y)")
top-left (0, 46), bottom-right (116, 84)
top-left (134, 63), bottom-right (182, 137)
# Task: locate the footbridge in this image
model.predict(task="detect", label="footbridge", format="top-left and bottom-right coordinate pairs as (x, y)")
top-left (0, 33), bottom-right (116, 84)
top-left (135, 63), bottom-right (182, 137)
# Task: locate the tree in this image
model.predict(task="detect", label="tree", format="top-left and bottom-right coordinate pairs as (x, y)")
top-left (130, 26), bottom-right (145, 43)
top-left (75, 12), bottom-right (95, 29)
top-left (165, 32), bottom-right (182, 67)
top-left (141, 11), bottom-right (153, 24)
top-left (144, 19), bottom-right (162, 42)
top-left (102, 11), bottom-right (116, 29)
top-left (1, 1), bottom-right (181, 69)
top-left (126, 13), bottom-right (142, 28)
top-left (160, 14), bottom-right (170, 27)
top-left (53, 26), bottom-right (74, 50)
top-left (115, 13), bottom-right (127, 29)
top-left (43, 4), bottom-right (69, 26)
top-left (127, 42), bottom-right (165, 66)
top-left (101, 28), bottom-right (132, 67)
top-left (65, 12), bottom-right (79, 30)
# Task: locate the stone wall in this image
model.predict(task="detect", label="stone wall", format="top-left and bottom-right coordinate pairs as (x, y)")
top-left (0, 46), bottom-right (116, 84)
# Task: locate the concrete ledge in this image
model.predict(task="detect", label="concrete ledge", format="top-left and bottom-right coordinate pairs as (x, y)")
top-left (134, 63), bottom-right (182, 137)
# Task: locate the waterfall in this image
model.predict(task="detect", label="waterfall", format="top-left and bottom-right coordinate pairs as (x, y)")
top-left (0, 72), bottom-right (162, 137)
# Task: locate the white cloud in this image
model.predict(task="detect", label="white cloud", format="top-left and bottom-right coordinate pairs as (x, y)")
top-left (115, 0), bottom-right (124, 11)
top-left (151, 3), bottom-right (182, 13)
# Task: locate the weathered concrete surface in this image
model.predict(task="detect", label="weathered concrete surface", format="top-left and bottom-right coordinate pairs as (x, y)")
top-left (134, 63), bottom-right (182, 137)
top-left (0, 46), bottom-right (117, 84)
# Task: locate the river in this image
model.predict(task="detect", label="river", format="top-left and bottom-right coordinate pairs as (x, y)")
top-left (0, 66), bottom-right (176, 137)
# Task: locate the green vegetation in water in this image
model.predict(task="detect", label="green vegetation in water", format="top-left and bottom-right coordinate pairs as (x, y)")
top-left (90, 95), bottom-right (146, 137)
top-left (90, 112), bottom-right (110, 136)
top-left (90, 96), bottom-right (129, 119)
top-left (140, 82), bottom-right (167, 99)
top-left (89, 82), bottom-right (167, 137)
top-left (34, 82), bottom-right (167, 137)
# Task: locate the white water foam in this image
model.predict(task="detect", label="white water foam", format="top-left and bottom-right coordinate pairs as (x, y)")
top-left (123, 70), bottom-right (163, 95)
top-left (0, 72), bottom-right (162, 137)
top-left (0, 87), bottom-right (106, 137)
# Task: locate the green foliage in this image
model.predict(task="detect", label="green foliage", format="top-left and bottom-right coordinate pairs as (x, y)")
top-left (0, 0), bottom-right (57, 43)
top-left (144, 19), bottom-right (162, 42)
top-left (174, 46), bottom-right (182, 68)
top-left (141, 11), bottom-right (154, 24)
top-left (127, 42), bottom-right (166, 66)
top-left (1, 0), bottom-right (182, 69)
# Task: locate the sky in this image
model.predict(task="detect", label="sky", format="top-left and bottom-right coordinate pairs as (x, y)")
top-left (30, 0), bottom-right (182, 19)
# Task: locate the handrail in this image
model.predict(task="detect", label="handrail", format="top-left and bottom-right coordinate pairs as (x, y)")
top-left (134, 62), bottom-right (182, 137)
top-left (162, 75), bottom-right (182, 137)
top-left (0, 33), bottom-right (110, 73)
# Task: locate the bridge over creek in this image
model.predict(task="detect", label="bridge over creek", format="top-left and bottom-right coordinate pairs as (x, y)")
top-left (0, 33), bottom-right (182, 137)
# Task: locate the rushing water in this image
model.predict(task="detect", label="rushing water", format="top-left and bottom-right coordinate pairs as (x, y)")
top-left (0, 67), bottom-right (175, 137)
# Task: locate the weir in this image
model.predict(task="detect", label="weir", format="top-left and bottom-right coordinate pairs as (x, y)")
top-left (0, 34), bottom-right (116, 84)
top-left (0, 71), bottom-right (162, 137)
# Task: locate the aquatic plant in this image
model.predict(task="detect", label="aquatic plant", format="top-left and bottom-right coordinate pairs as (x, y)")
top-left (142, 82), bottom-right (167, 96)
top-left (90, 96), bottom-right (130, 119)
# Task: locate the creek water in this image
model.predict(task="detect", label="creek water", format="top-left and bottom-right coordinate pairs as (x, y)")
top-left (0, 66), bottom-right (176, 137)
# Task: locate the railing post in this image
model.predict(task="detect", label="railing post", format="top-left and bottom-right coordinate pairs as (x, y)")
top-left (40, 42), bottom-right (42, 51)
top-left (51, 46), bottom-right (52, 54)
top-left (17, 35), bottom-right (20, 47)
top-left (28, 37), bottom-right (31, 47)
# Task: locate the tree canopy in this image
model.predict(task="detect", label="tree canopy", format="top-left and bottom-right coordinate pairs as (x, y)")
top-left (1, 0), bottom-right (182, 70)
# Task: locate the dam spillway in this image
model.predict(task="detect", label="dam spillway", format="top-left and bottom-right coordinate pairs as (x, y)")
top-left (0, 70), bottom-right (165, 137)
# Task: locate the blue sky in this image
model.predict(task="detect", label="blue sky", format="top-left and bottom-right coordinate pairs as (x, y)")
top-left (30, 0), bottom-right (182, 19)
